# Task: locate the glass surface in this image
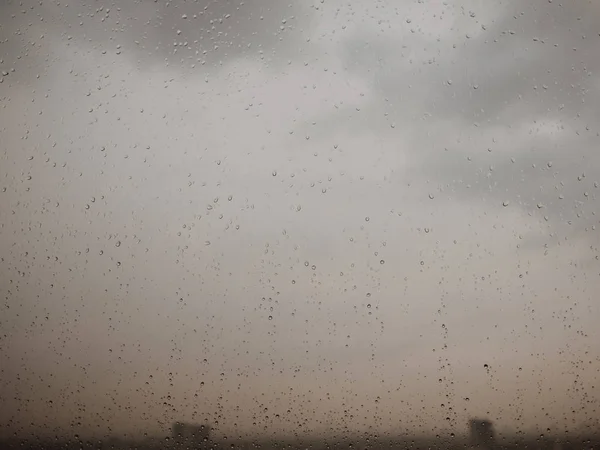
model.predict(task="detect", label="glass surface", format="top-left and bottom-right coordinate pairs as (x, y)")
top-left (1, 0), bottom-right (599, 448)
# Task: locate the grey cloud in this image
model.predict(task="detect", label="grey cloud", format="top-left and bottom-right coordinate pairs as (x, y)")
top-left (0, 0), bottom-right (311, 78)
top-left (325, 0), bottom-right (600, 242)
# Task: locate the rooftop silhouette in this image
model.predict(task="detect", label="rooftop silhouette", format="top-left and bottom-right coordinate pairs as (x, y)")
top-left (1, 417), bottom-right (599, 450)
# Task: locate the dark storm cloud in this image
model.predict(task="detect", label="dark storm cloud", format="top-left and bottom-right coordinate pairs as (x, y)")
top-left (98, 0), bottom-right (309, 70)
top-left (328, 0), bottom-right (600, 241)
top-left (340, 0), bottom-right (598, 124)
top-left (0, 0), bottom-right (311, 77)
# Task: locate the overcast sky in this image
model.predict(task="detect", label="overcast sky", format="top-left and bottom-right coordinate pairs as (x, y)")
top-left (1, 0), bottom-right (600, 441)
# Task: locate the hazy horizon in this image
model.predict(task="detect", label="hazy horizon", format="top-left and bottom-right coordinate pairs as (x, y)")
top-left (1, 0), bottom-right (599, 441)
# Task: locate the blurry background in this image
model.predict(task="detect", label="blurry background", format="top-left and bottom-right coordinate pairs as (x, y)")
top-left (1, 0), bottom-right (599, 441)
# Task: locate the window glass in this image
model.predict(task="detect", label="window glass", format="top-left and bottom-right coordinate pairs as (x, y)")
top-left (1, 0), bottom-right (599, 448)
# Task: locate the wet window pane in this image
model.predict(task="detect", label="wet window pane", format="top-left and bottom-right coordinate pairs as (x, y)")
top-left (1, 0), bottom-right (599, 448)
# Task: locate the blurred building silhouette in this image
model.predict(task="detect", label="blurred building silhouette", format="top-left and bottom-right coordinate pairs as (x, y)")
top-left (469, 418), bottom-right (495, 448)
top-left (172, 421), bottom-right (212, 448)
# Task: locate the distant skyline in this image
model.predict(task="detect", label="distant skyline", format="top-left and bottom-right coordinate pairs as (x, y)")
top-left (1, 0), bottom-right (599, 440)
